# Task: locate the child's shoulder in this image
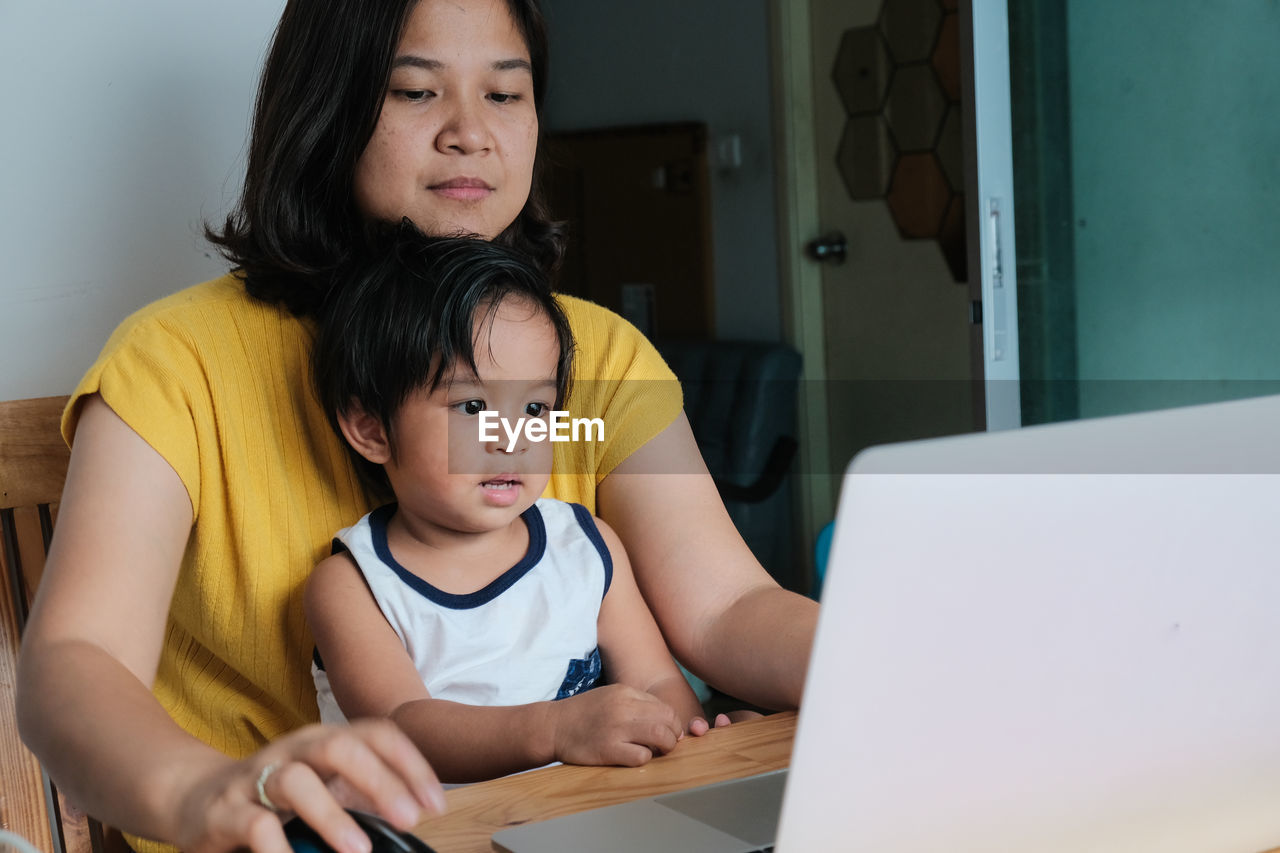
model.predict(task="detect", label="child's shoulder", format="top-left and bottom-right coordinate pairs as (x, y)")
top-left (311, 507), bottom-right (388, 581)
top-left (305, 546), bottom-right (364, 613)
top-left (532, 498), bottom-right (621, 553)
top-left (532, 496), bottom-right (595, 528)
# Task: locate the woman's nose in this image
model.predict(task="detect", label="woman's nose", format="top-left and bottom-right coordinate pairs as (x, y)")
top-left (436, 97), bottom-right (493, 155)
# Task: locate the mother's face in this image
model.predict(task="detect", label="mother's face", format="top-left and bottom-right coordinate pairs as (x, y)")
top-left (354, 0), bottom-right (538, 240)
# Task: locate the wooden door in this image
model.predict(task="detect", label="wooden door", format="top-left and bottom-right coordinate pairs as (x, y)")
top-left (544, 122), bottom-right (715, 340)
top-left (775, 0), bottom-right (984, 538)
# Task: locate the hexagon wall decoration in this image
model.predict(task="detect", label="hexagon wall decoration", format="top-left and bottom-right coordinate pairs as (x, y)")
top-left (837, 114), bottom-right (895, 200)
top-left (831, 0), bottom-right (967, 282)
top-left (832, 26), bottom-right (891, 115)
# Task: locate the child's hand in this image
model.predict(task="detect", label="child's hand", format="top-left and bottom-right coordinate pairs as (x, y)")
top-left (549, 684), bottom-right (683, 767)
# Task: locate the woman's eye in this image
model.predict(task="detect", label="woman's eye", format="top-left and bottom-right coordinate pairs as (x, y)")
top-left (455, 400), bottom-right (486, 416)
top-left (396, 89), bottom-right (433, 103)
top-left (489, 92), bottom-right (521, 105)
top-left (525, 402), bottom-right (548, 418)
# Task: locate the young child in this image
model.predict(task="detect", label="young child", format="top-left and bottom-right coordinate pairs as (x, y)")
top-left (306, 227), bottom-right (709, 783)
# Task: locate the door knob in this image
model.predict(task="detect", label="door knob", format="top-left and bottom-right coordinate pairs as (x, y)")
top-left (806, 232), bottom-right (847, 264)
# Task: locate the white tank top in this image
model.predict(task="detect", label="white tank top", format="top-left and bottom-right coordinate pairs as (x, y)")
top-left (313, 499), bottom-right (612, 722)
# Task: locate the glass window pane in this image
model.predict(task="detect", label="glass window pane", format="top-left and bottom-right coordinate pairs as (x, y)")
top-left (1009, 1), bottom-right (1280, 424)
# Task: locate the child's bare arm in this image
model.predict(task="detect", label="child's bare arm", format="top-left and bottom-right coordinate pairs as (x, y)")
top-left (305, 551), bottom-right (683, 782)
top-left (592, 517), bottom-right (709, 734)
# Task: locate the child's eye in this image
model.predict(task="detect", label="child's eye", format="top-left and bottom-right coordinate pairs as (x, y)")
top-left (524, 402), bottom-right (548, 418)
top-left (454, 399), bottom-right (486, 416)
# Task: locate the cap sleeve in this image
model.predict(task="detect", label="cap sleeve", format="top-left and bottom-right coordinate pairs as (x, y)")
top-left (556, 296), bottom-right (684, 482)
top-left (62, 293), bottom-right (218, 517)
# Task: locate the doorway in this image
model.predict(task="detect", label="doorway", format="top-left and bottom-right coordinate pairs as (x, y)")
top-left (772, 0), bottom-right (985, 556)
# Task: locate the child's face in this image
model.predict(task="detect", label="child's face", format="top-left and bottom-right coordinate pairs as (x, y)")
top-left (384, 297), bottom-right (559, 536)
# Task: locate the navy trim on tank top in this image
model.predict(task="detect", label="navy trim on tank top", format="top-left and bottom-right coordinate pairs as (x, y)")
top-left (570, 503), bottom-right (613, 598)
top-left (366, 503), bottom-right (547, 610)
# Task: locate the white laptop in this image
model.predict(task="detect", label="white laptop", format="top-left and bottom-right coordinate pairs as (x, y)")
top-left (495, 393), bottom-right (1280, 853)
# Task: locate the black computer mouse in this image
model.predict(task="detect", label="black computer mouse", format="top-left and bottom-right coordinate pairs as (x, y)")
top-left (283, 808), bottom-right (438, 853)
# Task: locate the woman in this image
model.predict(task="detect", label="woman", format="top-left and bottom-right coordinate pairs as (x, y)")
top-left (15, 1), bottom-right (818, 852)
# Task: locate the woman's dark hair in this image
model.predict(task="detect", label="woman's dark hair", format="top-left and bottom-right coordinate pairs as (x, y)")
top-left (206, 0), bottom-right (563, 317)
top-left (313, 223), bottom-right (575, 498)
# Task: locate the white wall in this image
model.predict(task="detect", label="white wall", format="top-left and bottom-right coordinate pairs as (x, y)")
top-left (0, 2), bottom-right (285, 401)
top-left (540, 0), bottom-right (783, 342)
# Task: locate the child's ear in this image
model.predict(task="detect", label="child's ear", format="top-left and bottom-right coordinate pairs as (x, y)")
top-left (338, 408), bottom-right (392, 465)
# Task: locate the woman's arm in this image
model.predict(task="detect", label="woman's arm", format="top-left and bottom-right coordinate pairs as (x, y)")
top-left (17, 396), bottom-right (443, 853)
top-left (592, 518), bottom-right (706, 731)
top-left (596, 412), bottom-right (819, 711)
top-left (307, 548), bottom-right (685, 783)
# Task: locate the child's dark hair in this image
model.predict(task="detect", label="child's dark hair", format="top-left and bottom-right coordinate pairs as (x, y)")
top-left (312, 223), bottom-right (575, 498)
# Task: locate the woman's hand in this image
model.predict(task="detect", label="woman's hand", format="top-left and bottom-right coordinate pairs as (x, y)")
top-left (688, 709), bottom-right (764, 736)
top-left (714, 709), bottom-right (765, 728)
top-left (175, 720), bottom-right (445, 853)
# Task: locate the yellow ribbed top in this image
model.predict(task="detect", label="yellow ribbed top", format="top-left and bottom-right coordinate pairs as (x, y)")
top-left (62, 273), bottom-right (681, 853)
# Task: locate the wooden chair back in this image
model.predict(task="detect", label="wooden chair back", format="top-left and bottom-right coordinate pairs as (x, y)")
top-left (1, 395), bottom-right (121, 853)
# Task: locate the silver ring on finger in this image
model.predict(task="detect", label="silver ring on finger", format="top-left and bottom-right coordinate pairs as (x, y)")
top-left (255, 762), bottom-right (282, 812)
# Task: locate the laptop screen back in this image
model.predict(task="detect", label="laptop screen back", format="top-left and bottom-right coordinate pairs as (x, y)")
top-left (777, 395), bottom-right (1280, 852)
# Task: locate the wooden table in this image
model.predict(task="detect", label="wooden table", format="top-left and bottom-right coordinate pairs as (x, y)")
top-left (412, 711), bottom-right (796, 853)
